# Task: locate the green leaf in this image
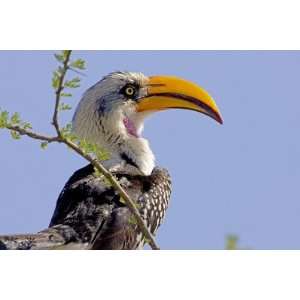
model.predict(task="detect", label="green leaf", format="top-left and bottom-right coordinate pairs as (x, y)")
top-left (76, 137), bottom-right (109, 161)
top-left (225, 235), bottom-right (239, 250)
top-left (0, 110), bottom-right (32, 132)
top-left (61, 92), bottom-right (72, 97)
top-left (60, 123), bottom-right (74, 139)
top-left (68, 134), bottom-right (78, 143)
top-left (54, 53), bottom-right (64, 63)
top-left (64, 77), bottom-right (81, 88)
top-left (58, 103), bottom-right (72, 111)
top-left (10, 112), bottom-right (21, 125)
top-left (40, 142), bottom-right (48, 149)
top-left (10, 130), bottom-right (21, 140)
top-left (23, 122), bottom-right (32, 130)
top-left (0, 110), bottom-right (9, 128)
top-left (52, 71), bottom-right (60, 89)
top-left (70, 59), bottom-right (86, 70)
top-left (63, 123), bottom-right (72, 132)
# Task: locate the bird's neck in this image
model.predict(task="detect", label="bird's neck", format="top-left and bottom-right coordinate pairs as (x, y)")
top-left (115, 134), bottom-right (155, 176)
top-left (73, 105), bottom-right (155, 176)
top-left (101, 138), bottom-right (155, 176)
top-left (101, 110), bottom-right (155, 175)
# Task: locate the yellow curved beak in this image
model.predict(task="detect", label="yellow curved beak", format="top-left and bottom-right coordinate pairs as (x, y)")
top-left (137, 75), bottom-right (223, 124)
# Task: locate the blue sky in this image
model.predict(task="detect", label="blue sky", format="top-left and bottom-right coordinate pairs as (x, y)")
top-left (0, 51), bottom-right (300, 249)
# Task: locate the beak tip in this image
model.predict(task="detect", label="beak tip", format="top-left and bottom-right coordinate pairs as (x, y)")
top-left (214, 112), bottom-right (223, 125)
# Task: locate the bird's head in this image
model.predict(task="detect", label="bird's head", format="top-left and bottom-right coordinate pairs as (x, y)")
top-left (73, 71), bottom-right (222, 175)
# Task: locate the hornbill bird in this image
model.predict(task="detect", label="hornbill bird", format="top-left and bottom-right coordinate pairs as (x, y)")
top-left (0, 72), bottom-right (222, 250)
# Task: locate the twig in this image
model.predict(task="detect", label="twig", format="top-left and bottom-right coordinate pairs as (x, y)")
top-left (6, 125), bottom-right (60, 143)
top-left (52, 50), bottom-right (71, 136)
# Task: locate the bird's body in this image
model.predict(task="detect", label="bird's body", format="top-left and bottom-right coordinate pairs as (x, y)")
top-left (50, 164), bottom-right (171, 249)
top-left (0, 165), bottom-right (171, 250)
top-left (0, 71), bottom-right (222, 250)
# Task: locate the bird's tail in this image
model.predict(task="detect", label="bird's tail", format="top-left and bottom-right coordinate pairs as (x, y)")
top-left (0, 225), bottom-right (81, 250)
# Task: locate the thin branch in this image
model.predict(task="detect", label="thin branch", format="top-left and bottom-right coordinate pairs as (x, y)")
top-left (52, 50), bottom-right (71, 136)
top-left (6, 125), bottom-right (60, 143)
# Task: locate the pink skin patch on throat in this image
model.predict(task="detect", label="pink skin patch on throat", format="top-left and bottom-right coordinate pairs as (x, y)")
top-left (123, 117), bottom-right (139, 138)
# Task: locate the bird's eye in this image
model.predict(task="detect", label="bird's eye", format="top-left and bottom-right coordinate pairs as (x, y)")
top-left (122, 85), bottom-right (136, 97)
